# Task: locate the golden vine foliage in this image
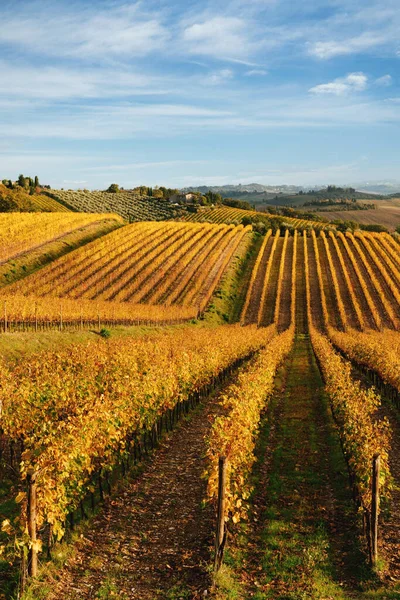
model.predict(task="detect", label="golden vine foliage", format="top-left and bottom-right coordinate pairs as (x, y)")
top-left (328, 231), bottom-right (365, 330)
top-left (184, 205), bottom-right (328, 229)
top-left (273, 229), bottom-right (289, 324)
top-left (337, 231), bottom-right (382, 330)
top-left (346, 232), bottom-right (398, 329)
top-left (320, 231), bottom-right (347, 329)
top-left (0, 213), bottom-right (123, 264)
top-left (354, 231), bottom-right (400, 320)
top-left (240, 230), bottom-right (272, 324)
top-left (365, 233), bottom-right (400, 286)
top-left (3, 222), bottom-right (247, 320)
top-left (257, 229), bottom-right (280, 326)
top-left (0, 324), bottom-right (268, 544)
top-left (328, 327), bottom-right (400, 394)
top-left (0, 293), bottom-right (196, 323)
top-left (205, 325), bottom-right (294, 523)
top-left (311, 229), bottom-right (330, 327)
top-left (310, 325), bottom-right (391, 511)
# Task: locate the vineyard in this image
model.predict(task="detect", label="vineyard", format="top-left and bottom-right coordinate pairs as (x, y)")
top-left (27, 195), bottom-right (71, 213)
top-left (0, 212), bottom-right (123, 265)
top-left (45, 189), bottom-right (182, 221)
top-left (0, 220), bottom-right (399, 599)
top-left (184, 204), bottom-right (328, 230)
top-left (0, 221), bottom-right (250, 327)
top-left (241, 228), bottom-right (400, 332)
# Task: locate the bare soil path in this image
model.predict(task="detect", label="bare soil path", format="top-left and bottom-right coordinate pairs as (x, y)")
top-left (47, 391), bottom-right (228, 599)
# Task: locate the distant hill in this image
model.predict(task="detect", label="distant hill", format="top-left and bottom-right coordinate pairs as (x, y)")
top-left (181, 184), bottom-right (387, 207)
top-left (271, 186), bottom-right (384, 208)
top-left (182, 184), bottom-right (302, 195)
top-left (0, 183), bottom-right (69, 212)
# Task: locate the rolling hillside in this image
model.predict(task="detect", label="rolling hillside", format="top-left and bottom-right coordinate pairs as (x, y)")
top-left (0, 183), bottom-right (69, 212)
top-left (45, 189), bottom-right (183, 221)
top-left (0, 220), bottom-right (251, 326)
top-left (184, 204), bottom-right (329, 229)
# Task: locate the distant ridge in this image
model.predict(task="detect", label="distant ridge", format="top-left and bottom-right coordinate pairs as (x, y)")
top-left (181, 184), bottom-right (302, 194)
top-left (181, 182), bottom-right (400, 196)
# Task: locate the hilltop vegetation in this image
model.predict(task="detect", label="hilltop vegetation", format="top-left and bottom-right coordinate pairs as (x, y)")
top-left (0, 182), bottom-right (68, 213)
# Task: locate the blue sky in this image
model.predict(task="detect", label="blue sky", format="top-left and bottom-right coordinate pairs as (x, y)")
top-left (0, 0), bottom-right (399, 189)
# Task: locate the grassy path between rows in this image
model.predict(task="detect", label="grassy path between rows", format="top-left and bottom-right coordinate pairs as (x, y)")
top-left (216, 335), bottom-right (371, 599)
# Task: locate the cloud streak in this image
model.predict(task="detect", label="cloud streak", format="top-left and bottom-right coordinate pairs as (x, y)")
top-left (309, 72), bottom-right (368, 96)
top-left (0, 3), bottom-right (169, 60)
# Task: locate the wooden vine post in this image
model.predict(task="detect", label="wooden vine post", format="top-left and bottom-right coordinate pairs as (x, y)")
top-left (3, 300), bottom-right (7, 333)
top-left (27, 471), bottom-right (38, 577)
top-left (34, 302), bottom-right (38, 333)
top-left (371, 453), bottom-right (380, 567)
top-left (60, 303), bottom-right (63, 331)
top-left (214, 456), bottom-right (227, 575)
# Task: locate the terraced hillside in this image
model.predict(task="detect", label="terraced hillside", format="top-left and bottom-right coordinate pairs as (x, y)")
top-left (46, 189), bottom-right (183, 221)
top-left (1, 221), bottom-right (250, 326)
top-left (184, 204), bottom-right (328, 229)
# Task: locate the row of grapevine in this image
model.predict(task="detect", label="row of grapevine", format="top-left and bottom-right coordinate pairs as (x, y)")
top-left (309, 326), bottom-right (391, 514)
top-left (327, 328), bottom-right (400, 397)
top-left (304, 235), bottom-right (393, 559)
top-left (240, 230), bottom-right (272, 324)
top-left (257, 230), bottom-right (280, 326)
top-left (0, 294), bottom-right (196, 330)
top-left (328, 231), bottom-right (365, 329)
top-left (47, 190), bottom-right (180, 222)
top-left (205, 325), bottom-right (294, 524)
top-left (0, 213), bottom-right (123, 264)
top-left (0, 325), bottom-right (270, 573)
top-left (335, 232), bottom-right (381, 329)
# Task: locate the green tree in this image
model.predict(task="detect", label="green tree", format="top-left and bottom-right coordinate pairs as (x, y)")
top-left (18, 174), bottom-right (26, 188)
top-left (106, 183), bottom-right (119, 193)
top-left (34, 175), bottom-right (39, 187)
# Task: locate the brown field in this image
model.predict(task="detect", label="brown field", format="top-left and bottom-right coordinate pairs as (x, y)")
top-left (319, 198), bottom-right (400, 230)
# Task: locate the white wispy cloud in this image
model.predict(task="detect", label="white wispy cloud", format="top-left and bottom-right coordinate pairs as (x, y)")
top-left (375, 74), bottom-right (392, 86)
top-left (3, 91), bottom-right (400, 143)
top-left (309, 32), bottom-right (387, 59)
top-left (0, 61), bottom-right (169, 100)
top-left (245, 69), bottom-right (268, 76)
top-left (205, 69), bottom-right (234, 85)
top-left (0, 3), bottom-right (169, 60)
top-left (309, 72), bottom-right (368, 96)
top-left (182, 16), bottom-right (256, 60)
